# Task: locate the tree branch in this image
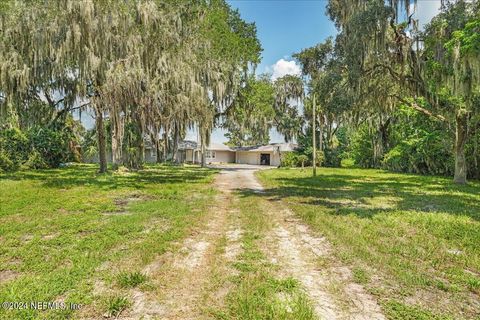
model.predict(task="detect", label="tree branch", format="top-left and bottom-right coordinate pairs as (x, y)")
top-left (44, 91), bottom-right (55, 108)
top-left (50, 101), bottom-right (91, 124)
top-left (393, 95), bottom-right (447, 122)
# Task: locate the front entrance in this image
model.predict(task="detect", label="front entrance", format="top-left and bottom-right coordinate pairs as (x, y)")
top-left (260, 153), bottom-right (270, 165)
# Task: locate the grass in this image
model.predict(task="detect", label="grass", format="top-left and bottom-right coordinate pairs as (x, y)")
top-left (104, 295), bottom-right (130, 318)
top-left (257, 167), bottom-right (480, 320)
top-left (0, 163), bottom-right (216, 319)
top-left (215, 191), bottom-right (317, 320)
top-left (116, 271), bottom-right (147, 288)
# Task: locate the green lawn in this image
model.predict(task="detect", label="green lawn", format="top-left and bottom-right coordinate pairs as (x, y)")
top-left (0, 164), bottom-right (216, 319)
top-left (257, 167), bottom-right (480, 320)
top-left (215, 190), bottom-right (316, 320)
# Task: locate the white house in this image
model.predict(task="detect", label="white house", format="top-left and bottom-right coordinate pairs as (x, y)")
top-left (177, 141), bottom-right (297, 166)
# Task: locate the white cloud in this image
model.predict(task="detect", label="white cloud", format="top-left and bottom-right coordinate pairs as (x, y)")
top-left (263, 65), bottom-right (272, 74)
top-left (270, 59), bottom-right (301, 81)
top-left (412, 0), bottom-right (441, 28)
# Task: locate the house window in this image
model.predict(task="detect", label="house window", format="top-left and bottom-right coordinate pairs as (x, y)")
top-left (206, 150), bottom-right (216, 159)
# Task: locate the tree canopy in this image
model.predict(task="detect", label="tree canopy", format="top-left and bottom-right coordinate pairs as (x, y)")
top-left (0, 0), bottom-right (262, 171)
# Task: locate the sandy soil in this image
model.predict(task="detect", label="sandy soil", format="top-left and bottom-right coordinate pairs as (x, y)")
top-left (117, 164), bottom-right (385, 320)
top-left (213, 164), bottom-right (385, 320)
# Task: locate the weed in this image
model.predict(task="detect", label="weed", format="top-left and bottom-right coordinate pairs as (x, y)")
top-left (117, 271), bottom-right (147, 288)
top-left (104, 295), bottom-right (130, 318)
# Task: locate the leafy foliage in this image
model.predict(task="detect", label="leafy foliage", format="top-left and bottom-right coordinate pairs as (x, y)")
top-left (348, 124), bottom-right (376, 169)
top-left (382, 106), bottom-right (454, 175)
top-left (0, 128), bottom-right (28, 172)
top-left (280, 150), bottom-right (324, 168)
top-left (224, 75), bottom-right (275, 146)
top-left (299, 0), bottom-right (480, 183)
top-left (0, 123), bottom-right (77, 172)
top-left (224, 74), bottom-right (303, 146)
top-left (0, 0), bottom-right (262, 170)
top-left (28, 126), bottom-right (74, 169)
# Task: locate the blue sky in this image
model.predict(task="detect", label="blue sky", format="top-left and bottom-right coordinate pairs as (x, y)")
top-left (202, 0), bottom-right (442, 144)
top-left (228, 0), bottom-right (336, 76)
top-left (78, 1), bottom-right (442, 144)
top-left (204, 0), bottom-right (337, 144)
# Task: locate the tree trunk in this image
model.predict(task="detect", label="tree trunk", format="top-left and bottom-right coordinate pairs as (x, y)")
top-left (172, 122), bottom-right (179, 163)
top-left (201, 133), bottom-right (206, 168)
top-left (132, 113), bottom-right (144, 170)
top-left (95, 106), bottom-right (107, 173)
top-left (111, 111), bottom-right (123, 168)
top-left (155, 138), bottom-right (162, 164)
top-left (199, 126), bottom-right (207, 168)
top-left (138, 135), bottom-right (145, 169)
top-left (318, 117), bottom-right (323, 152)
top-left (453, 110), bottom-right (468, 184)
top-left (0, 100), bottom-right (6, 126)
top-left (472, 118), bottom-right (478, 179)
top-left (201, 144), bottom-right (206, 167)
top-left (163, 124), bottom-right (169, 163)
top-left (312, 94), bottom-right (317, 177)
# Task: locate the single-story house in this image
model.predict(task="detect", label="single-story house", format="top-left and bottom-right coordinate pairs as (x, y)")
top-left (87, 140), bottom-right (296, 166)
top-left (178, 140), bottom-right (297, 166)
top-left (234, 143), bottom-right (296, 166)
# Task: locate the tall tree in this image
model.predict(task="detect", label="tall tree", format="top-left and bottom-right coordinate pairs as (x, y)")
top-left (223, 74), bottom-right (303, 146)
top-left (326, 0), bottom-right (480, 183)
top-left (0, 0), bottom-right (262, 171)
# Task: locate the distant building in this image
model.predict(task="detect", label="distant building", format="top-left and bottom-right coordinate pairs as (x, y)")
top-left (177, 141), bottom-right (297, 166)
top-left (87, 140), bottom-right (297, 166)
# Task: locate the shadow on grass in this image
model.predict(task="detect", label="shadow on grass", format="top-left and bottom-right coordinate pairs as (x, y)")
top-left (0, 163), bottom-right (217, 190)
top-left (238, 170), bottom-right (480, 221)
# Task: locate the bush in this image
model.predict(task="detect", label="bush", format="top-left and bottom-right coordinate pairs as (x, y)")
top-left (382, 105), bottom-right (454, 176)
top-left (28, 127), bottom-right (73, 168)
top-left (341, 158), bottom-right (355, 167)
top-left (304, 147), bottom-right (324, 167)
top-left (297, 154), bottom-right (309, 167)
top-left (0, 150), bottom-right (16, 172)
top-left (0, 128), bottom-right (29, 172)
top-left (280, 152), bottom-right (299, 167)
top-left (24, 150), bottom-right (48, 169)
top-left (280, 150), bottom-right (323, 168)
top-left (382, 135), bottom-right (453, 175)
top-left (323, 147), bottom-right (342, 167)
top-left (349, 124), bottom-right (376, 168)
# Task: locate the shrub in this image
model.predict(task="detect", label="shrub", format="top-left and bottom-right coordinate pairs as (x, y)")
top-left (24, 150), bottom-right (48, 169)
top-left (28, 126), bottom-right (73, 168)
top-left (341, 158), bottom-right (355, 168)
top-left (349, 124), bottom-right (376, 168)
top-left (305, 147), bottom-right (324, 167)
top-left (0, 128), bottom-right (29, 172)
top-left (382, 135), bottom-right (453, 175)
top-left (297, 154), bottom-right (309, 168)
top-left (280, 152), bottom-right (299, 167)
top-left (0, 150), bottom-right (16, 172)
top-left (281, 150), bottom-right (323, 168)
top-left (323, 147), bottom-right (342, 167)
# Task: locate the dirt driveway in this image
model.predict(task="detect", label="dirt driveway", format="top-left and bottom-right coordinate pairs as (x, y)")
top-left (211, 164), bottom-right (386, 320)
top-left (119, 164), bottom-right (385, 320)
top-left (209, 163), bottom-right (270, 191)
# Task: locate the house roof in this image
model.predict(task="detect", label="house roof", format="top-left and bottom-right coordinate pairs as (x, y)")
top-left (178, 141), bottom-right (234, 152)
top-left (177, 141), bottom-right (297, 153)
top-left (178, 140), bottom-right (198, 150)
top-left (208, 143), bottom-right (234, 151)
top-left (234, 143), bottom-right (297, 153)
